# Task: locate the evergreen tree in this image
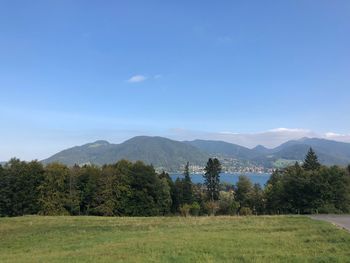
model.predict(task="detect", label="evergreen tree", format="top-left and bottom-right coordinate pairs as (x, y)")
top-left (174, 178), bottom-right (184, 208)
top-left (159, 171), bottom-right (178, 213)
top-left (283, 165), bottom-right (313, 213)
top-left (158, 177), bottom-right (172, 215)
top-left (235, 175), bottom-right (253, 210)
top-left (0, 159), bottom-right (44, 216)
top-left (294, 161), bottom-right (301, 171)
top-left (302, 148), bottom-right (321, 171)
top-left (327, 166), bottom-right (350, 213)
top-left (203, 158), bottom-right (221, 201)
top-left (264, 170), bottom-right (285, 214)
top-left (0, 164), bottom-right (10, 216)
top-left (251, 183), bottom-right (264, 215)
top-left (182, 162), bottom-right (193, 204)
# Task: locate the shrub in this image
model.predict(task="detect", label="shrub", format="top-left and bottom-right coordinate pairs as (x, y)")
top-left (190, 202), bottom-right (200, 216)
top-left (179, 204), bottom-right (191, 217)
top-left (239, 207), bottom-right (252, 216)
top-left (218, 191), bottom-right (239, 215)
top-left (205, 201), bottom-right (219, 216)
top-left (318, 203), bottom-right (343, 214)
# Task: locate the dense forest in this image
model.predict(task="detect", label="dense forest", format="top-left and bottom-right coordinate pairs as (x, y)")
top-left (1, 148), bottom-right (350, 217)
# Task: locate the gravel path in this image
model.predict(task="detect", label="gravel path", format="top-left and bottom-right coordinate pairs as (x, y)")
top-left (310, 215), bottom-right (350, 232)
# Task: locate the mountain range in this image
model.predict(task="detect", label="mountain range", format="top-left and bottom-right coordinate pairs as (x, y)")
top-left (42, 136), bottom-right (208, 171)
top-left (42, 136), bottom-right (350, 172)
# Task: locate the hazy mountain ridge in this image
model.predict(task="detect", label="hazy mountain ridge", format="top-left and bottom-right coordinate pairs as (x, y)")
top-left (268, 138), bottom-right (350, 166)
top-left (42, 136), bottom-right (350, 171)
top-left (188, 137), bottom-right (350, 167)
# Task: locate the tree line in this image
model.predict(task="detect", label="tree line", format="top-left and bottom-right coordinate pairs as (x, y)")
top-left (1, 148), bottom-right (350, 217)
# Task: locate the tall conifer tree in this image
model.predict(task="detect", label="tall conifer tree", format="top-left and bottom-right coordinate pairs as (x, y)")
top-left (302, 148), bottom-right (321, 171)
top-left (183, 162), bottom-right (193, 204)
top-left (203, 158), bottom-right (222, 201)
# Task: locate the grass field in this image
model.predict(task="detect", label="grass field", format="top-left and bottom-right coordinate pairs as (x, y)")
top-left (1, 216), bottom-right (350, 262)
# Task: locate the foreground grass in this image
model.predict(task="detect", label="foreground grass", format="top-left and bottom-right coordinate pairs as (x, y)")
top-left (1, 216), bottom-right (350, 262)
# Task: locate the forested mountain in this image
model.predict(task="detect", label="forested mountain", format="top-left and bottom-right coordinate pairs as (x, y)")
top-left (184, 140), bottom-right (257, 159)
top-left (42, 136), bottom-right (209, 170)
top-left (42, 136), bottom-right (350, 170)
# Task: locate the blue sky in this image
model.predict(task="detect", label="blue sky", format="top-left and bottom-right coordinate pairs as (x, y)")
top-left (1, 1), bottom-right (350, 160)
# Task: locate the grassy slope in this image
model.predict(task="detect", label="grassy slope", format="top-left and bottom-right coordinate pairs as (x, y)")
top-left (1, 216), bottom-right (350, 262)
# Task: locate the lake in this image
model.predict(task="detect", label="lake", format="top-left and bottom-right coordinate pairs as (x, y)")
top-left (170, 173), bottom-right (271, 187)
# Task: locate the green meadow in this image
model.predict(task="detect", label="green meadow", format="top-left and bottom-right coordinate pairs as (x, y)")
top-left (1, 216), bottom-right (350, 262)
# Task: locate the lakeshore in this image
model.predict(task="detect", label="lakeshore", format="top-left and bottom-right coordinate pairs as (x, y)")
top-left (171, 172), bottom-right (271, 186)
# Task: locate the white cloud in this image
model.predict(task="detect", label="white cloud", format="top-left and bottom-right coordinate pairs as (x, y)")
top-left (219, 131), bottom-right (239, 135)
top-left (268, 128), bottom-right (310, 133)
top-left (325, 132), bottom-right (343, 138)
top-left (324, 132), bottom-right (350, 143)
top-left (127, 75), bottom-right (147, 83)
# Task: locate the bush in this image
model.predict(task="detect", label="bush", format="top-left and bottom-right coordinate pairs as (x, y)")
top-left (239, 207), bottom-right (252, 216)
top-left (318, 203), bottom-right (343, 214)
top-left (179, 204), bottom-right (191, 217)
top-left (218, 191), bottom-right (239, 215)
top-left (205, 201), bottom-right (219, 216)
top-left (190, 202), bottom-right (200, 216)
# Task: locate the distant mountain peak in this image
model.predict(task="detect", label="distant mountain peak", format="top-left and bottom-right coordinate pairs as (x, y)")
top-left (87, 140), bottom-right (110, 148)
top-left (93, 140), bottom-right (110, 144)
top-left (127, 135), bottom-right (174, 141)
top-left (298, 137), bottom-right (318, 142)
top-left (253, 145), bottom-right (269, 150)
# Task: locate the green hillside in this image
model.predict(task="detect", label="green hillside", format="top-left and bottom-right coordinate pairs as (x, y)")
top-left (43, 136), bottom-right (208, 171)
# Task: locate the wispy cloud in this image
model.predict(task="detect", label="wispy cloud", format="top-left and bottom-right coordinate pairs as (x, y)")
top-left (127, 75), bottom-right (147, 83)
top-left (127, 74), bottom-right (162, 83)
top-left (268, 128), bottom-right (310, 133)
top-left (154, 74), bottom-right (162, 79)
top-left (217, 36), bottom-right (233, 44)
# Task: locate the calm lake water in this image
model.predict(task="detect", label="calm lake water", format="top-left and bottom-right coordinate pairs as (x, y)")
top-left (170, 173), bottom-right (271, 187)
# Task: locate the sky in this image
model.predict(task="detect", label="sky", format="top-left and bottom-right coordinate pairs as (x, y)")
top-left (1, 0), bottom-right (350, 160)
